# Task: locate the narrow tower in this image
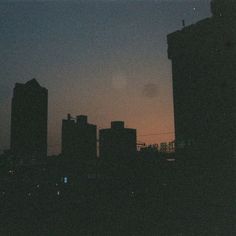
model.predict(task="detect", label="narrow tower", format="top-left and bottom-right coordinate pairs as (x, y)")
top-left (10, 79), bottom-right (48, 160)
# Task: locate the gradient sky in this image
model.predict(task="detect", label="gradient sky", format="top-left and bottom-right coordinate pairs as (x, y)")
top-left (0, 0), bottom-right (212, 155)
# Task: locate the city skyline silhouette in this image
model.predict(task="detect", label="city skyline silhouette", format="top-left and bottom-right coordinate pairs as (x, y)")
top-left (0, 0), bottom-right (213, 154)
top-left (0, 0), bottom-right (235, 235)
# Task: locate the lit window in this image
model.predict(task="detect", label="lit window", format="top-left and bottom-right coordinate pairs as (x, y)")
top-left (63, 177), bottom-right (68, 184)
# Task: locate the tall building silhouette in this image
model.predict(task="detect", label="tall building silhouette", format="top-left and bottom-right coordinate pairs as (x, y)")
top-left (61, 114), bottom-right (97, 161)
top-left (99, 121), bottom-right (137, 161)
top-left (10, 79), bottom-right (48, 160)
top-left (167, 0), bottom-right (236, 160)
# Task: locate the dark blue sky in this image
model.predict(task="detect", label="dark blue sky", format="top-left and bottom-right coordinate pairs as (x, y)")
top-left (0, 0), bottom-right (211, 154)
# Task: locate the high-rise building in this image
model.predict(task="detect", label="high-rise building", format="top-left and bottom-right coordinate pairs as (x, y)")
top-left (167, 0), bottom-right (236, 160)
top-left (61, 114), bottom-right (97, 161)
top-left (10, 79), bottom-right (48, 160)
top-left (99, 121), bottom-right (137, 161)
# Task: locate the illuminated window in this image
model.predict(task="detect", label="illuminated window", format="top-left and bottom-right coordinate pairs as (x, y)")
top-left (63, 177), bottom-right (68, 184)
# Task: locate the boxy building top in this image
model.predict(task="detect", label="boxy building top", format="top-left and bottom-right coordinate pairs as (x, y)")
top-left (111, 121), bottom-right (125, 129)
top-left (211, 0), bottom-right (236, 18)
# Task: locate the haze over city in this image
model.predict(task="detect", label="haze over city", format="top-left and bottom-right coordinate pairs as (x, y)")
top-left (0, 0), bottom-right (212, 154)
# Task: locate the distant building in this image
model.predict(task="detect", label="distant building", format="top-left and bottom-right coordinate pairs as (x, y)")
top-left (10, 79), bottom-right (48, 160)
top-left (99, 121), bottom-right (137, 161)
top-left (61, 114), bottom-right (97, 161)
top-left (167, 0), bottom-right (236, 160)
top-left (159, 141), bottom-right (175, 153)
top-left (139, 144), bottom-right (159, 160)
top-left (160, 142), bottom-right (168, 153)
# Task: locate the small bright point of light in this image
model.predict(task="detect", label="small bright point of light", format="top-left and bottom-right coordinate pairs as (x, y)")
top-left (28, 192), bottom-right (31, 197)
top-left (36, 184), bottom-right (40, 188)
top-left (57, 191), bottom-right (60, 196)
top-left (193, 7), bottom-right (196, 11)
top-left (63, 177), bottom-right (68, 184)
top-left (130, 191), bottom-right (135, 198)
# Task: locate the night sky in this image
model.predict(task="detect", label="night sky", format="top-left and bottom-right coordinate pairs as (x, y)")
top-left (0, 0), bottom-right (211, 155)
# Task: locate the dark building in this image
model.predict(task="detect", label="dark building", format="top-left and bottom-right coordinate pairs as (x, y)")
top-left (167, 0), bottom-right (236, 160)
top-left (10, 79), bottom-right (48, 160)
top-left (61, 114), bottom-right (97, 161)
top-left (99, 121), bottom-right (137, 161)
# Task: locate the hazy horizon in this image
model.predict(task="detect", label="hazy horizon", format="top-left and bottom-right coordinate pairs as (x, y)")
top-left (0, 0), bottom-right (212, 155)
